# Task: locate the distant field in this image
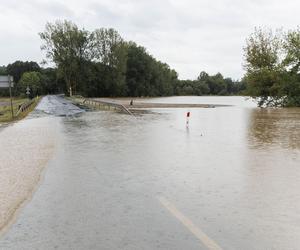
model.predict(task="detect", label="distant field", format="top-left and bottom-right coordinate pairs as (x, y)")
top-left (0, 98), bottom-right (12, 106)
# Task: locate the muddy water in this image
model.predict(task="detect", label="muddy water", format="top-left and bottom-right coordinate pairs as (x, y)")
top-left (0, 96), bottom-right (300, 249)
top-left (0, 116), bottom-right (59, 233)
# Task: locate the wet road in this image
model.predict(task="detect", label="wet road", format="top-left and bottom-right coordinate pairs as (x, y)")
top-left (35, 95), bottom-right (85, 116)
top-left (0, 96), bottom-right (300, 249)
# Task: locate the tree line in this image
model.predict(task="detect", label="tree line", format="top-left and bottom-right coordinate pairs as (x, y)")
top-left (0, 61), bottom-right (63, 97)
top-left (4, 21), bottom-right (299, 107)
top-left (0, 20), bottom-right (245, 98)
top-left (174, 72), bottom-right (246, 96)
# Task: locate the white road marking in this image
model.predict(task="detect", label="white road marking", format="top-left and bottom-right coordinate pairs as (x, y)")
top-left (158, 196), bottom-right (222, 250)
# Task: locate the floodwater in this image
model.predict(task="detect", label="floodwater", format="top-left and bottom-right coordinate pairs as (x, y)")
top-left (129, 96), bottom-right (257, 107)
top-left (35, 95), bottom-right (85, 116)
top-left (0, 96), bottom-right (300, 250)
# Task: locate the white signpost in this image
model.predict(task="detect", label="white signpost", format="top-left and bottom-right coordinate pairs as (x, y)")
top-left (26, 86), bottom-right (30, 96)
top-left (0, 75), bottom-right (14, 118)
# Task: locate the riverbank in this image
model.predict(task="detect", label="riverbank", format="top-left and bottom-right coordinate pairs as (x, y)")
top-left (93, 97), bottom-right (231, 109)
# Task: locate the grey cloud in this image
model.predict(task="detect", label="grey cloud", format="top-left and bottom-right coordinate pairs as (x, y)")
top-left (0, 0), bottom-right (74, 18)
top-left (0, 0), bottom-right (299, 79)
top-left (88, 0), bottom-right (171, 32)
top-left (32, 0), bottom-right (74, 17)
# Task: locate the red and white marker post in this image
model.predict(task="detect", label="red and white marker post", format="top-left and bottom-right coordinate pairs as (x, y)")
top-left (186, 111), bottom-right (190, 127)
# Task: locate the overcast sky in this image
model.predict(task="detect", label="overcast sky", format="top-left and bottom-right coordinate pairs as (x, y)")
top-left (0, 0), bottom-right (299, 79)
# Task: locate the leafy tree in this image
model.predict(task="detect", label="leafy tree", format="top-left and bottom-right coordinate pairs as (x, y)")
top-left (6, 61), bottom-right (40, 95)
top-left (91, 28), bottom-right (128, 96)
top-left (0, 66), bottom-right (6, 75)
top-left (19, 71), bottom-right (42, 97)
top-left (40, 20), bottom-right (91, 96)
top-left (207, 73), bottom-right (227, 95)
top-left (126, 42), bottom-right (152, 96)
top-left (6, 61), bottom-right (40, 83)
top-left (40, 67), bottom-right (64, 94)
top-left (244, 27), bottom-right (300, 107)
top-left (243, 28), bottom-right (284, 106)
top-left (244, 28), bottom-right (281, 72)
top-left (174, 80), bottom-right (195, 95)
top-left (279, 72), bottom-right (300, 106)
top-left (281, 28), bottom-right (300, 106)
top-left (283, 27), bottom-right (300, 74)
top-left (125, 42), bottom-right (177, 97)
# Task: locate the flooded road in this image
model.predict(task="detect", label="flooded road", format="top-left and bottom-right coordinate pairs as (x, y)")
top-left (0, 117), bottom-right (58, 234)
top-left (35, 95), bottom-right (85, 116)
top-left (0, 96), bottom-right (300, 249)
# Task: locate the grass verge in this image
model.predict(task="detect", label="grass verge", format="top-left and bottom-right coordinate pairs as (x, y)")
top-left (0, 97), bottom-right (41, 123)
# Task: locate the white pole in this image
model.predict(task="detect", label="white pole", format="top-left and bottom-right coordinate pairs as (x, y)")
top-left (8, 75), bottom-right (14, 118)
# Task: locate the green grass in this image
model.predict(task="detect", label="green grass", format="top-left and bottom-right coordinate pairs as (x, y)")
top-left (0, 97), bottom-right (40, 123)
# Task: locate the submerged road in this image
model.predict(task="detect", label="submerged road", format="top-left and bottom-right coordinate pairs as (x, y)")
top-left (35, 95), bottom-right (85, 116)
top-left (0, 95), bottom-right (300, 249)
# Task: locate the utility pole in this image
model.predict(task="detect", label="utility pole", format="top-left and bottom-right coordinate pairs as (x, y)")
top-left (8, 75), bottom-right (14, 118)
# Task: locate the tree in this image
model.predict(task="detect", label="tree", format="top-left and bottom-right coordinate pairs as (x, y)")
top-left (126, 42), bottom-right (152, 96)
top-left (244, 28), bottom-right (281, 72)
top-left (6, 61), bottom-right (40, 83)
top-left (125, 42), bottom-right (178, 97)
top-left (243, 28), bottom-right (284, 106)
top-left (0, 66), bottom-right (6, 75)
top-left (208, 73), bottom-right (227, 95)
top-left (40, 67), bottom-right (64, 94)
top-left (40, 20), bottom-right (91, 96)
top-left (19, 71), bottom-right (42, 97)
top-left (244, 27), bottom-right (300, 107)
top-left (6, 61), bottom-right (40, 95)
top-left (283, 27), bottom-right (300, 74)
top-left (91, 28), bottom-right (128, 96)
top-left (281, 28), bottom-right (300, 106)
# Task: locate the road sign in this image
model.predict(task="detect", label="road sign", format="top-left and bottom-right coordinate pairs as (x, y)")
top-left (0, 75), bottom-right (14, 118)
top-left (0, 76), bottom-right (14, 88)
top-left (26, 86), bottom-right (30, 95)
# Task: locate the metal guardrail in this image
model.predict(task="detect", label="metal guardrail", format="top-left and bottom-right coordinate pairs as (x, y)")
top-left (83, 98), bottom-right (134, 116)
top-left (15, 98), bottom-right (36, 116)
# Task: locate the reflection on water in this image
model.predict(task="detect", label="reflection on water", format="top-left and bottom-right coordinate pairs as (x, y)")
top-left (248, 108), bottom-right (300, 149)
